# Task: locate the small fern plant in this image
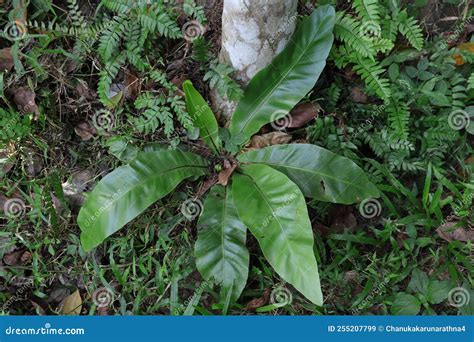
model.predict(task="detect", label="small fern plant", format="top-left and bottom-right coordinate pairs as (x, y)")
top-left (331, 0), bottom-right (424, 102)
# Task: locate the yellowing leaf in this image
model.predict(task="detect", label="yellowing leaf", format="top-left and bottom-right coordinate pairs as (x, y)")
top-left (61, 290), bottom-right (82, 315)
top-left (453, 42), bottom-right (474, 66)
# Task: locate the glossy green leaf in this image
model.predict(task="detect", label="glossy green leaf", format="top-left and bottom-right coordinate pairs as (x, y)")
top-left (183, 80), bottom-right (221, 153)
top-left (229, 5), bottom-right (335, 145)
top-left (195, 185), bottom-right (249, 302)
top-left (78, 150), bottom-right (208, 251)
top-left (232, 164), bottom-right (322, 305)
top-left (238, 144), bottom-right (379, 204)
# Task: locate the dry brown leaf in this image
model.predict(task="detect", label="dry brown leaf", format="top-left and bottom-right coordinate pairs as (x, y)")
top-left (250, 132), bottom-right (292, 148)
top-left (350, 87), bottom-right (368, 103)
top-left (74, 121), bottom-right (97, 141)
top-left (286, 102), bottom-right (321, 128)
top-left (245, 288), bottom-right (271, 311)
top-left (217, 159), bottom-right (237, 186)
top-left (75, 81), bottom-right (96, 100)
top-left (20, 250), bottom-right (32, 264)
top-left (61, 290), bottom-right (82, 315)
top-left (124, 70), bottom-right (140, 100)
top-left (3, 249), bottom-right (23, 266)
top-left (436, 221), bottom-right (472, 243)
top-left (14, 87), bottom-right (39, 116)
top-left (196, 175), bottom-right (218, 197)
top-left (0, 48), bottom-right (14, 72)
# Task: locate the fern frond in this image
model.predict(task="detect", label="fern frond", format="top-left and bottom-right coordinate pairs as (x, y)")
top-left (203, 59), bottom-right (243, 101)
top-left (98, 15), bottom-right (128, 61)
top-left (334, 12), bottom-right (375, 59)
top-left (398, 10), bottom-right (424, 50)
top-left (351, 55), bottom-right (392, 101)
top-left (450, 74), bottom-right (467, 110)
top-left (381, 15), bottom-right (399, 42)
top-left (468, 73), bottom-right (474, 90)
top-left (67, 0), bottom-right (88, 28)
top-left (183, 0), bottom-right (206, 24)
top-left (352, 0), bottom-right (380, 23)
top-left (97, 53), bottom-right (126, 107)
top-left (138, 5), bottom-right (181, 38)
top-left (372, 37), bottom-right (394, 54)
top-left (386, 95), bottom-right (410, 141)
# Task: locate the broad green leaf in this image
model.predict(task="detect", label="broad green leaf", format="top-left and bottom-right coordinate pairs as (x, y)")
top-left (78, 150), bottom-right (208, 251)
top-left (426, 280), bottom-right (451, 304)
top-left (392, 293), bottom-right (421, 315)
top-left (183, 80), bottom-right (221, 153)
top-left (229, 5), bottom-right (335, 145)
top-left (238, 144), bottom-right (379, 204)
top-left (195, 185), bottom-right (249, 302)
top-left (407, 269), bottom-right (429, 296)
top-left (232, 164), bottom-right (322, 305)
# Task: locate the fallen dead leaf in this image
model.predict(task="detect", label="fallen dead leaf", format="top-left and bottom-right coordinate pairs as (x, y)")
top-left (350, 87), bottom-right (368, 103)
top-left (14, 87), bottom-right (39, 116)
top-left (3, 249), bottom-right (23, 266)
top-left (74, 121), bottom-right (97, 141)
top-left (286, 102), bottom-right (322, 128)
top-left (436, 221), bottom-right (473, 243)
top-left (217, 159), bottom-right (237, 186)
top-left (245, 288), bottom-right (271, 311)
top-left (0, 48), bottom-right (14, 72)
top-left (250, 132), bottom-right (292, 148)
top-left (196, 175), bottom-right (218, 197)
top-left (20, 250), bottom-right (32, 264)
top-left (453, 42), bottom-right (474, 65)
top-left (60, 289), bottom-right (82, 315)
top-left (75, 81), bottom-right (96, 100)
top-left (124, 70), bottom-right (140, 100)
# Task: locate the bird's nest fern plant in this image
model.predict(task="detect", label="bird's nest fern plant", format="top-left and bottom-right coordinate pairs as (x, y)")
top-left (77, 5), bottom-right (379, 306)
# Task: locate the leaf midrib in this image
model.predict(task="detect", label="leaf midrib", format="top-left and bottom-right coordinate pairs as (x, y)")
top-left (243, 173), bottom-right (297, 260)
top-left (237, 16), bottom-right (328, 136)
top-left (84, 163), bottom-right (207, 224)
top-left (241, 160), bottom-right (365, 192)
